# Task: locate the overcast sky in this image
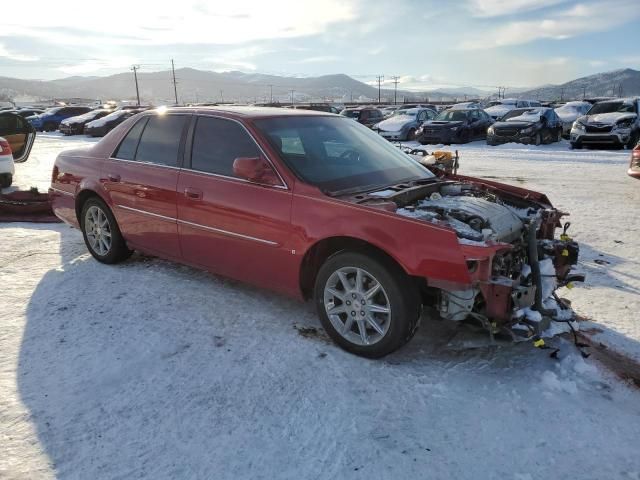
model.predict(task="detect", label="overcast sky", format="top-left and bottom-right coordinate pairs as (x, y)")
top-left (2, 0), bottom-right (639, 90)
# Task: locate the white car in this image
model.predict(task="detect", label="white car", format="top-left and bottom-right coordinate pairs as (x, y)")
top-left (570, 97), bottom-right (640, 149)
top-left (372, 108), bottom-right (437, 141)
top-left (0, 137), bottom-right (15, 188)
top-left (485, 99), bottom-right (541, 120)
top-left (554, 101), bottom-right (592, 136)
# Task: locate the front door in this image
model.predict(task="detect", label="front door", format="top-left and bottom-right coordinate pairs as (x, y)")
top-left (0, 112), bottom-right (35, 162)
top-left (102, 113), bottom-right (190, 259)
top-left (176, 115), bottom-right (295, 294)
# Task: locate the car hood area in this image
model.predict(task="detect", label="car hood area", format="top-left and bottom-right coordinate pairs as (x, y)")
top-left (422, 120), bottom-right (466, 129)
top-left (577, 112), bottom-right (637, 125)
top-left (492, 120), bottom-right (536, 130)
top-left (375, 115), bottom-right (415, 132)
top-left (356, 179), bottom-right (546, 244)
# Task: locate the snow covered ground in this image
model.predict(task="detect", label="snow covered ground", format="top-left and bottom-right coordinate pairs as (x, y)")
top-left (2, 133), bottom-right (640, 479)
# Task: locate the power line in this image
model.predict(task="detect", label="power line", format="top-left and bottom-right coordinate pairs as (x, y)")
top-left (171, 59), bottom-right (178, 105)
top-left (131, 65), bottom-right (141, 106)
top-left (390, 76), bottom-right (400, 105)
top-left (376, 75), bottom-right (384, 104)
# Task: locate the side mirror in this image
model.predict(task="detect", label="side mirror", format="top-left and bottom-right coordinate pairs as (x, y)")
top-left (233, 156), bottom-right (281, 186)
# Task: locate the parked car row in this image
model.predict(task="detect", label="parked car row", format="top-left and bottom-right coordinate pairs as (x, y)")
top-left (23, 104), bottom-right (152, 137)
top-left (339, 97), bottom-right (640, 149)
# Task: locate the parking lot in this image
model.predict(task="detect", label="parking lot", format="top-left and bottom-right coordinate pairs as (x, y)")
top-left (1, 133), bottom-right (639, 479)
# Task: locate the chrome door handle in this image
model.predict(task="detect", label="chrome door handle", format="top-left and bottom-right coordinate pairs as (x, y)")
top-left (107, 173), bottom-right (121, 182)
top-left (184, 187), bottom-right (203, 200)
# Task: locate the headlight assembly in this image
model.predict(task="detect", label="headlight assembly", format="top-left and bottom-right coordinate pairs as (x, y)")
top-left (616, 120), bottom-right (633, 129)
top-left (487, 126), bottom-right (495, 134)
top-left (573, 121), bottom-right (586, 131)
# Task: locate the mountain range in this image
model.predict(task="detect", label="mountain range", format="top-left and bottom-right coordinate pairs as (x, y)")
top-left (1, 68), bottom-right (638, 105)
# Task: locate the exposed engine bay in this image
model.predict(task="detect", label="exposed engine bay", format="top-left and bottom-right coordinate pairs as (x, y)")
top-left (360, 178), bottom-right (585, 339)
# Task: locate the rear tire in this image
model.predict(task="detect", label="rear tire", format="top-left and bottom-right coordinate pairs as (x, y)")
top-left (534, 132), bottom-right (541, 146)
top-left (80, 197), bottom-right (132, 264)
top-left (314, 251), bottom-right (421, 358)
top-left (0, 173), bottom-right (11, 188)
top-left (44, 122), bottom-right (57, 132)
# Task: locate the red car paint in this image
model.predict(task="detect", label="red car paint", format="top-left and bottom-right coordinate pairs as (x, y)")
top-left (50, 107), bottom-right (560, 313)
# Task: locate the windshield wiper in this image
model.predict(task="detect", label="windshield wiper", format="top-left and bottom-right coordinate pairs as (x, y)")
top-left (325, 183), bottom-right (392, 197)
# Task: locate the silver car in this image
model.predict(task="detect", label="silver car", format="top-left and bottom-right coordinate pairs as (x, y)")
top-left (570, 97), bottom-right (640, 149)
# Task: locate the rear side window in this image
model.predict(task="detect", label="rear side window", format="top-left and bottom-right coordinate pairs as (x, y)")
top-left (114, 117), bottom-right (148, 160)
top-left (135, 115), bottom-right (189, 167)
top-left (190, 116), bottom-right (261, 177)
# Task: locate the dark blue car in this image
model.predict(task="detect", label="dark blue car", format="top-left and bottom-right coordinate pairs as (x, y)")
top-left (27, 106), bottom-right (92, 132)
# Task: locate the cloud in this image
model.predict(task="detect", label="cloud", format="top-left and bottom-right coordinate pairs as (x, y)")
top-left (1, 1), bottom-right (357, 46)
top-left (460, 0), bottom-right (640, 49)
top-left (296, 55), bottom-right (341, 64)
top-left (0, 44), bottom-right (38, 62)
top-left (57, 56), bottom-right (138, 74)
top-left (588, 60), bottom-right (607, 67)
top-left (467, 0), bottom-right (567, 17)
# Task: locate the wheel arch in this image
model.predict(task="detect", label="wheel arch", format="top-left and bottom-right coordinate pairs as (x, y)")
top-left (75, 188), bottom-right (108, 224)
top-left (298, 235), bottom-right (420, 300)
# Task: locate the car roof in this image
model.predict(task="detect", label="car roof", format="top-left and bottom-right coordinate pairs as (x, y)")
top-left (155, 105), bottom-right (335, 119)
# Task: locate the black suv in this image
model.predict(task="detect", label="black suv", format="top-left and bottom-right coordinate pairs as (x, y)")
top-left (416, 108), bottom-right (493, 144)
top-left (487, 107), bottom-right (563, 146)
top-left (340, 107), bottom-right (384, 128)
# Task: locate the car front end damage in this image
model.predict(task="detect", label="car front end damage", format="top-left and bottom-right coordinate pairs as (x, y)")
top-left (570, 114), bottom-right (637, 148)
top-left (364, 177), bottom-right (584, 340)
top-left (416, 123), bottom-right (466, 144)
top-left (487, 123), bottom-right (539, 145)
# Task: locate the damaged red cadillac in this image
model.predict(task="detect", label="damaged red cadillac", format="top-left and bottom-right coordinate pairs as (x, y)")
top-left (50, 106), bottom-right (583, 357)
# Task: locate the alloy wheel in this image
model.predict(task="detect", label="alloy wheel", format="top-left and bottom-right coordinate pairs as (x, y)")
top-left (323, 266), bottom-right (391, 346)
top-left (85, 205), bottom-right (112, 256)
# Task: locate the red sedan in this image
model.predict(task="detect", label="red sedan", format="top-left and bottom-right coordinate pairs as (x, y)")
top-left (50, 106), bottom-right (581, 357)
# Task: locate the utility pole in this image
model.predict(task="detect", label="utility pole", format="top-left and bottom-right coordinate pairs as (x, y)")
top-left (376, 75), bottom-right (384, 104)
top-left (268, 84), bottom-right (273, 104)
top-left (171, 59), bottom-right (178, 105)
top-left (560, 87), bottom-right (565, 102)
top-left (390, 76), bottom-right (400, 105)
top-left (131, 65), bottom-right (141, 106)
top-left (220, 90), bottom-right (224, 103)
top-left (290, 89), bottom-right (295, 105)
top-left (583, 86), bottom-right (586, 100)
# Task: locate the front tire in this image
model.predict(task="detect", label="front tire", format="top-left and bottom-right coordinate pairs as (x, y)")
top-left (627, 131), bottom-right (639, 150)
top-left (80, 197), bottom-right (132, 264)
top-left (534, 132), bottom-right (541, 146)
top-left (314, 251), bottom-right (421, 358)
top-left (406, 128), bottom-right (416, 141)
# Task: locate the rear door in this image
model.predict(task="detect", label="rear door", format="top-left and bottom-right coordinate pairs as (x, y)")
top-left (0, 112), bottom-right (35, 162)
top-left (176, 115), bottom-right (295, 294)
top-left (103, 113), bottom-right (190, 259)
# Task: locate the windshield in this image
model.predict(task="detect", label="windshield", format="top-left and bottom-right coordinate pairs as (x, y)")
top-left (254, 116), bottom-right (433, 194)
top-left (435, 110), bottom-right (468, 122)
top-left (44, 107), bottom-right (62, 115)
top-left (393, 109), bottom-right (417, 117)
top-left (341, 109), bottom-right (361, 119)
top-left (502, 108), bottom-right (541, 121)
top-left (587, 101), bottom-right (636, 115)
